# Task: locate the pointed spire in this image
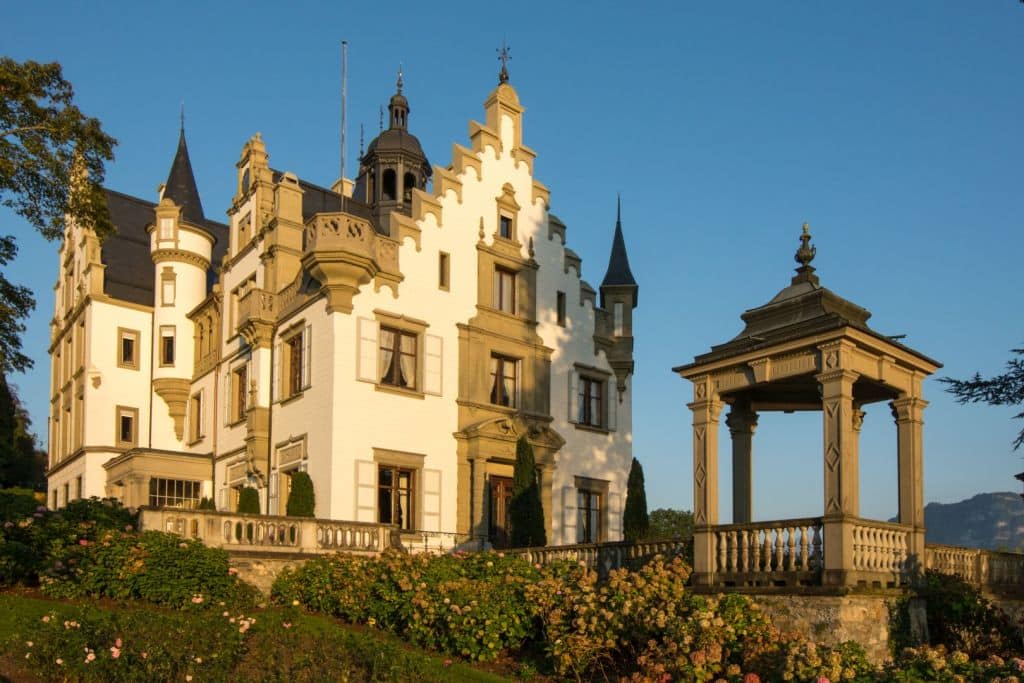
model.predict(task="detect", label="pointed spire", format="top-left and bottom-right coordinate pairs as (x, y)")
top-left (601, 195), bottom-right (637, 289)
top-left (163, 121), bottom-right (205, 225)
top-left (791, 222), bottom-right (820, 286)
top-left (396, 63), bottom-right (404, 93)
top-left (388, 66), bottom-right (410, 131)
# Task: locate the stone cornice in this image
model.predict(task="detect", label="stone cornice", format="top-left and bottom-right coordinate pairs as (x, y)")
top-left (152, 248), bottom-right (211, 271)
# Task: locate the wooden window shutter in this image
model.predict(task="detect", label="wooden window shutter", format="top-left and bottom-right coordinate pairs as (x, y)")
top-left (424, 334), bottom-right (443, 396)
top-left (607, 492), bottom-right (622, 541)
top-left (422, 468), bottom-right (442, 532)
top-left (272, 342), bottom-right (281, 403)
top-left (357, 318), bottom-right (380, 382)
top-left (302, 324), bottom-right (312, 390)
top-left (561, 485), bottom-right (577, 545)
top-left (567, 371), bottom-right (579, 424)
top-left (607, 378), bottom-right (617, 431)
top-left (355, 459), bottom-right (377, 522)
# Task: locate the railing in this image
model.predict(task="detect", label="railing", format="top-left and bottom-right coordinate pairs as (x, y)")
top-left (708, 518), bottom-right (824, 587)
top-left (852, 519), bottom-right (909, 574)
top-left (236, 288), bottom-right (277, 328)
top-left (507, 538), bottom-right (691, 577)
top-left (139, 508), bottom-right (398, 555)
top-left (925, 544), bottom-right (1024, 590)
top-left (304, 212), bottom-right (400, 275)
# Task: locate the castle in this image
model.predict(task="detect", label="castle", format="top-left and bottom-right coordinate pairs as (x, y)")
top-left (45, 66), bottom-right (638, 548)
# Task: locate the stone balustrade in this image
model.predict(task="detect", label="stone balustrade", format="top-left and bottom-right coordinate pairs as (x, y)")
top-left (852, 519), bottom-right (909, 574)
top-left (507, 538), bottom-right (691, 578)
top-left (139, 508), bottom-right (399, 556)
top-left (236, 287), bottom-right (277, 327)
top-left (925, 544), bottom-right (1024, 590)
top-left (706, 518), bottom-right (824, 588)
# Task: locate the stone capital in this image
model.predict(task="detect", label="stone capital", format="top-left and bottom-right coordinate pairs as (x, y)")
top-left (725, 405), bottom-right (759, 435)
top-left (687, 399), bottom-right (724, 425)
top-left (891, 396), bottom-right (928, 423)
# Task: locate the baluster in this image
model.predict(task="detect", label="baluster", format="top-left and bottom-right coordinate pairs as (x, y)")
top-left (752, 530), bottom-right (762, 572)
top-left (739, 530), bottom-right (749, 572)
top-left (717, 532), bottom-right (727, 572)
top-left (812, 524), bottom-right (823, 570)
top-left (799, 526), bottom-right (809, 571)
top-left (773, 528), bottom-right (784, 572)
top-left (763, 530), bottom-right (773, 571)
top-left (786, 527), bottom-right (796, 571)
top-left (728, 531), bottom-right (738, 572)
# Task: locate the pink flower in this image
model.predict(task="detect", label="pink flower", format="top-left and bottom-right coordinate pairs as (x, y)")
top-left (110, 647), bottom-right (120, 659)
top-left (443, 659), bottom-right (452, 667)
top-left (41, 616), bottom-right (50, 623)
top-left (283, 622), bottom-right (292, 629)
top-left (817, 678), bottom-right (830, 683)
top-left (115, 638), bottom-right (122, 648)
top-left (85, 652), bottom-right (96, 663)
top-left (743, 674), bottom-right (761, 683)
top-left (228, 567), bottom-right (238, 575)
top-left (55, 658), bottom-right (63, 665)
top-left (186, 677), bottom-right (193, 682)
top-left (79, 539), bottom-right (89, 546)
top-left (141, 652), bottom-right (148, 659)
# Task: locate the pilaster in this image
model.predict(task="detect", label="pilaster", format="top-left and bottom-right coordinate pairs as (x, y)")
top-left (817, 366), bottom-right (860, 587)
top-left (689, 376), bottom-right (723, 584)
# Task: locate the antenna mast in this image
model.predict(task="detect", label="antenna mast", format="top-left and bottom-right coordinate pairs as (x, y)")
top-left (340, 40), bottom-right (348, 190)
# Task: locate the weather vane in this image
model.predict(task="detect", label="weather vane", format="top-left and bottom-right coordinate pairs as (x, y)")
top-left (497, 42), bottom-right (511, 84)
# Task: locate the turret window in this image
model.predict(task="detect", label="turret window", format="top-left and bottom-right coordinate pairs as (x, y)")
top-left (614, 303), bottom-right (624, 336)
top-left (161, 267), bottom-right (176, 306)
top-left (382, 169), bottom-right (397, 201)
top-left (403, 172), bottom-right (416, 202)
top-left (160, 326), bottom-right (175, 366)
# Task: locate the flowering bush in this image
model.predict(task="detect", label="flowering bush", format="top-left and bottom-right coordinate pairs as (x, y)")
top-left (41, 529), bottom-right (260, 609)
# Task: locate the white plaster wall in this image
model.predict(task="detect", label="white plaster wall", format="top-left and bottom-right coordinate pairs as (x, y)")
top-left (185, 370), bottom-right (217, 454)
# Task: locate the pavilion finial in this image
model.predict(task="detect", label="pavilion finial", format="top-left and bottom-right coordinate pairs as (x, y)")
top-left (792, 222), bottom-right (819, 285)
top-left (497, 42), bottom-right (511, 84)
top-left (396, 63), bottom-right (404, 94)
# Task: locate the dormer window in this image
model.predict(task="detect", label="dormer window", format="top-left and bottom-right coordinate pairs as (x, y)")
top-left (159, 218), bottom-right (174, 240)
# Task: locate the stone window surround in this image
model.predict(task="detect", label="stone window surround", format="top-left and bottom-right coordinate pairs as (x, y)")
top-left (188, 390), bottom-right (204, 444)
top-left (278, 320), bottom-right (310, 402)
top-left (272, 434), bottom-right (307, 514)
top-left (228, 361), bottom-right (249, 425)
top-left (159, 325), bottom-right (176, 367)
top-left (574, 475), bottom-right (610, 543)
top-left (373, 447), bottom-right (426, 532)
top-left (372, 310), bottom-right (429, 398)
top-left (494, 182), bottom-right (521, 245)
top-left (572, 363), bottom-right (612, 433)
top-left (117, 327), bottom-right (140, 370)
top-left (438, 251), bottom-right (450, 291)
top-left (160, 266), bottom-right (177, 307)
top-left (115, 405), bottom-right (138, 448)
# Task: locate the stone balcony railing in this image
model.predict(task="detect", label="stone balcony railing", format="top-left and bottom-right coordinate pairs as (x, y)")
top-left (705, 517), bottom-right (825, 588)
top-left (925, 543), bottom-right (1024, 590)
top-left (139, 508), bottom-right (401, 556)
top-left (507, 538), bottom-right (692, 578)
top-left (236, 288), bottom-right (277, 348)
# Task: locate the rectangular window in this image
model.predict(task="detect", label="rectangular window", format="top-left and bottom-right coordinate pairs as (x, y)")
top-left (148, 478), bottom-right (201, 509)
top-left (161, 272), bottom-right (176, 306)
top-left (438, 252), bottom-right (450, 291)
top-left (577, 489), bottom-right (603, 544)
top-left (556, 291), bottom-right (566, 327)
top-left (499, 215), bottom-right (513, 240)
top-left (159, 217), bottom-right (174, 240)
top-left (378, 465), bottom-right (415, 531)
top-left (614, 302), bottom-right (624, 336)
top-left (75, 476), bottom-right (82, 500)
top-left (160, 326), bottom-right (175, 366)
top-left (232, 365), bottom-right (248, 422)
top-left (117, 328), bottom-right (139, 370)
top-left (578, 376), bottom-right (604, 427)
top-left (189, 391), bottom-right (204, 441)
top-left (116, 406), bottom-right (137, 447)
top-left (493, 267), bottom-right (516, 314)
top-left (489, 354), bottom-right (518, 408)
top-left (51, 489), bottom-right (57, 509)
top-left (379, 327), bottom-right (417, 390)
top-left (63, 483), bottom-right (69, 506)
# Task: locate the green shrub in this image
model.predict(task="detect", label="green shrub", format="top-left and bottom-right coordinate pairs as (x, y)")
top-left (197, 496), bottom-right (216, 511)
top-left (236, 487), bottom-right (260, 514)
top-left (285, 471), bottom-right (315, 517)
top-left (622, 457), bottom-right (649, 542)
top-left (41, 529), bottom-right (260, 609)
top-left (509, 436), bottom-right (545, 547)
top-left (0, 487), bottom-right (38, 521)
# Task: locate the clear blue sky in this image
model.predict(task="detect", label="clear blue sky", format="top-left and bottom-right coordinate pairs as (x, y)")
top-left (3, 1), bottom-right (1022, 522)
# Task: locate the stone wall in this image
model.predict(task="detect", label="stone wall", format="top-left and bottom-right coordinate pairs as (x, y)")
top-left (753, 594), bottom-right (897, 665)
top-left (227, 552), bottom-right (310, 596)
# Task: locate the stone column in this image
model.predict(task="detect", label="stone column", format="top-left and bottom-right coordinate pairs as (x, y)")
top-left (689, 377), bottom-right (723, 586)
top-left (726, 403), bottom-right (758, 524)
top-left (470, 456), bottom-right (488, 548)
top-left (817, 368), bottom-right (860, 587)
top-left (893, 395), bottom-right (928, 567)
top-left (850, 403), bottom-right (865, 514)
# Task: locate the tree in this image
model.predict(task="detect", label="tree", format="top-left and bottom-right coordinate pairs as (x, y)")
top-left (1, 58), bottom-right (116, 241)
top-left (236, 487), bottom-right (260, 515)
top-left (645, 508), bottom-right (694, 540)
top-left (0, 372), bottom-right (45, 489)
top-left (0, 58), bottom-right (116, 376)
top-left (509, 435), bottom-right (546, 547)
top-left (940, 347), bottom-right (1024, 451)
top-left (622, 457), bottom-right (649, 542)
top-left (286, 471), bottom-right (315, 517)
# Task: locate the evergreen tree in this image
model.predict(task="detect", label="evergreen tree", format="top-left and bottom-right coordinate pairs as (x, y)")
top-left (0, 373), bottom-right (45, 489)
top-left (236, 486), bottom-right (260, 514)
top-left (509, 435), bottom-right (546, 547)
top-left (940, 346), bottom-right (1024, 451)
top-left (622, 457), bottom-right (649, 542)
top-left (196, 497), bottom-right (216, 511)
top-left (286, 471), bottom-right (315, 517)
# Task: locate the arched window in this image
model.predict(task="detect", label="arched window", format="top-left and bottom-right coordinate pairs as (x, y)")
top-left (382, 169), bottom-right (397, 201)
top-left (403, 172), bottom-right (416, 201)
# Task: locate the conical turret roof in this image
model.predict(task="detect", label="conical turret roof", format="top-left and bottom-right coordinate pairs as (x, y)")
top-left (163, 127), bottom-right (205, 225)
top-left (601, 197), bottom-right (637, 288)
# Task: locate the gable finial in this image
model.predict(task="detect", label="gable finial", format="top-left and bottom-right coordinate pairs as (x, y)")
top-left (792, 222), bottom-right (820, 285)
top-left (497, 41), bottom-right (511, 84)
top-left (397, 63), bottom-right (404, 94)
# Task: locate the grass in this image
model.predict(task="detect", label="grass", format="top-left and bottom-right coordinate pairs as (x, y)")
top-left (0, 591), bottom-right (511, 682)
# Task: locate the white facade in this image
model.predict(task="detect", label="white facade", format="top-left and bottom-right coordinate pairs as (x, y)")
top-left (48, 76), bottom-right (638, 549)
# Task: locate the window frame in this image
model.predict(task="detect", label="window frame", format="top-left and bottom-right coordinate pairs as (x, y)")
top-left (493, 267), bottom-right (517, 315)
top-left (489, 354), bottom-right (519, 408)
top-left (115, 405), bottom-right (138, 448)
top-left (188, 390), bottom-right (204, 443)
top-left (160, 266), bottom-right (176, 306)
top-left (279, 325), bottom-right (311, 401)
top-left (148, 477), bottom-right (202, 509)
top-left (159, 325), bottom-right (176, 367)
top-left (438, 251), bottom-right (450, 291)
top-left (231, 364), bottom-right (249, 424)
top-left (117, 327), bottom-right (140, 370)
top-left (578, 375), bottom-right (605, 428)
top-left (379, 326), bottom-right (418, 391)
top-left (556, 291), bottom-right (567, 327)
top-left (377, 463), bottom-right (416, 531)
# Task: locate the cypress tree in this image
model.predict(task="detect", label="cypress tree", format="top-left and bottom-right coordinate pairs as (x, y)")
top-left (622, 457), bottom-right (650, 542)
top-left (510, 435), bottom-right (546, 547)
top-left (236, 486), bottom-right (260, 514)
top-left (286, 471), bottom-right (316, 517)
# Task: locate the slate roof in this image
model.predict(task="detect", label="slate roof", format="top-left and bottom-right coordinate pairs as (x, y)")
top-left (600, 198), bottom-right (637, 289)
top-left (163, 129), bottom-right (206, 225)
